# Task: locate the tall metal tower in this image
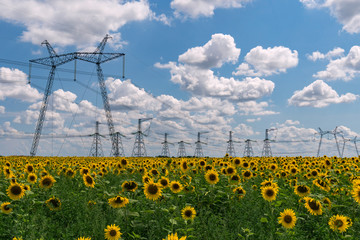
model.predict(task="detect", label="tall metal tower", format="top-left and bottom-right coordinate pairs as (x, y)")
top-left (226, 131), bottom-right (236, 157)
top-left (160, 133), bottom-right (171, 157)
top-left (351, 137), bottom-right (360, 156)
top-left (89, 121), bottom-right (104, 157)
top-left (177, 141), bottom-right (190, 157)
top-left (316, 127), bottom-right (342, 157)
top-left (131, 118), bottom-right (152, 157)
top-left (29, 35), bottom-right (125, 156)
top-left (194, 132), bottom-right (208, 158)
top-left (243, 139), bottom-right (255, 157)
top-left (112, 132), bottom-right (125, 157)
top-left (262, 128), bottom-right (276, 157)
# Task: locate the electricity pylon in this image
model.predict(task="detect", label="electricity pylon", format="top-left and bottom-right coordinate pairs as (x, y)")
top-left (160, 133), bottom-right (172, 157)
top-left (131, 118), bottom-right (152, 157)
top-left (29, 35), bottom-right (125, 156)
top-left (262, 128), bottom-right (276, 157)
top-left (111, 132), bottom-right (126, 157)
top-left (177, 141), bottom-right (191, 157)
top-left (226, 131), bottom-right (240, 157)
top-left (243, 139), bottom-right (255, 157)
top-left (89, 121), bottom-right (104, 157)
top-left (316, 127), bottom-right (342, 157)
top-left (194, 132), bottom-right (208, 158)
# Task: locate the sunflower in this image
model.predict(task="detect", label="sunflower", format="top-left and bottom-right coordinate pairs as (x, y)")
top-left (158, 177), bottom-right (170, 188)
top-left (1, 202), bottom-right (12, 214)
top-left (104, 224), bottom-right (122, 240)
top-left (233, 158), bottom-right (241, 167)
top-left (162, 232), bottom-right (187, 240)
top-left (304, 197), bottom-right (322, 215)
top-left (180, 159), bottom-right (189, 173)
top-left (278, 209), bottom-right (297, 229)
top-left (45, 196), bottom-right (61, 211)
top-left (25, 164), bottom-right (35, 174)
top-left (329, 215), bottom-right (351, 233)
top-left (7, 183), bottom-right (25, 200)
top-left (170, 181), bottom-right (183, 193)
top-left (229, 174), bottom-right (241, 184)
top-left (108, 196), bottom-right (129, 208)
top-left (322, 197), bottom-right (332, 210)
top-left (12, 238), bottom-right (23, 240)
top-left (225, 166), bottom-right (236, 175)
top-left (120, 158), bottom-right (128, 168)
top-left (233, 186), bottom-right (246, 199)
top-left (27, 173), bottom-right (37, 184)
top-left (39, 175), bottom-right (56, 189)
top-left (261, 186), bottom-right (278, 202)
top-left (294, 185), bottom-right (310, 197)
top-left (144, 180), bottom-right (162, 201)
top-left (65, 168), bottom-right (76, 178)
top-left (76, 237), bottom-right (91, 240)
top-left (122, 180), bottom-right (138, 192)
top-left (181, 206), bottom-right (196, 220)
top-left (242, 170), bottom-right (253, 180)
top-left (351, 186), bottom-right (360, 204)
top-left (205, 170), bottom-right (219, 185)
top-left (83, 174), bottom-right (95, 188)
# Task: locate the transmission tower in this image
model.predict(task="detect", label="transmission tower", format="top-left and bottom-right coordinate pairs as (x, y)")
top-left (262, 128), bottom-right (276, 157)
top-left (351, 137), bottom-right (360, 156)
top-left (160, 133), bottom-right (171, 157)
top-left (194, 132), bottom-right (208, 158)
top-left (226, 131), bottom-right (236, 157)
top-left (89, 121), bottom-right (104, 157)
top-left (177, 141), bottom-right (190, 157)
top-left (243, 139), bottom-right (255, 157)
top-left (112, 132), bottom-right (125, 157)
top-left (131, 118), bottom-right (152, 157)
top-left (29, 35), bottom-right (125, 156)
top-left (316, 127), bottom-right (342, 157)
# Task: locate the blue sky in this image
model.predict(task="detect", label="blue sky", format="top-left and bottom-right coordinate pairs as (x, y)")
top-left (1, 0), bottom-right (360, 157)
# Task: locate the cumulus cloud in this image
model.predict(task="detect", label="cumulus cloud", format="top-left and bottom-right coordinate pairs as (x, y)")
top-left (313, 46), bottom-right (360, 81)
top-left (288, 80), bottom-right (357, 107)
top-left (0, 106), bottom-right (5, 114)
top-left (237, 101), bottom-right (279, 116)
top-left (171, 0), bottom-right (252, 18)
top-left (156, 34), bottom-right (275, 101)
top-left (300, 0), bottom-right (360, 34)
top-left (0, 67), bottom-right (42, 102)
top-left (0, 0), bottom-right (167, 48)
top-left (307, 47), bottom-right (345, 61)
top-left (233, 46), bottom-right (298, 76)
top-left (234, 123), bottom-right (256, 137)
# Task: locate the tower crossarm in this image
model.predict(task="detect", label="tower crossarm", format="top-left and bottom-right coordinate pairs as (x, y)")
top-left (75, 52), bottom-right (124, 64)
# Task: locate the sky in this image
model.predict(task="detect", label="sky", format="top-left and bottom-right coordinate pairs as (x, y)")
top-left (1, 0), bottom-right (360, 157)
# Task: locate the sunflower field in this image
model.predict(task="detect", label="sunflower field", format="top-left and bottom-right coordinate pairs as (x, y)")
top-left (1, 155), bottom-right (360, 240)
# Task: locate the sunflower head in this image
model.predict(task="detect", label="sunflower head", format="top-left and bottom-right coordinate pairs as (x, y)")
top-left (205, 170), bottom-right (219, 185)
top-left (7, 183), bottom-right (25, 200)
top-left (83, 174), bottom-right (95, 188)
top-left (304, 197), bottom-right (323, 215)
top-left (122, 181), bottom-right (138, 192)
top-left (144, 180), bottom-right (162, 201)
top-left (170, 181), bottom-right (183, 193)
top-left (1, 202), bottom-right (13, 214)
top-left (261, 186), bottom-right (277, 202)
top-left (181, 206), bottom-right (196, 220)
top-left (108, 195), bottom-right (129, 208)
top-left (46, 197), bottom-right (61, 211)
top-left (104, 224), bottom-right (122, 240)
top-left (278, 209), bottom-right (297, 229)
top-left (162, 232), bottom-right (187, 240)
top-left (329, 215), bottom-right (351, 233)
top-left (294, 185), bottom-right (310, 197)
top-left (158, 177), bottom-right (169, 188)
top-left (39, 175), bottom-right (56, 189)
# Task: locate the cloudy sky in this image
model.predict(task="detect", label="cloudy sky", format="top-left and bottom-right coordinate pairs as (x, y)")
top-left (1, 0), bottom-right (360, 157)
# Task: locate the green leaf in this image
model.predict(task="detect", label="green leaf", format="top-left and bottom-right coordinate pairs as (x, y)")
top-left (260, 217), bottom-right (268, 223)
top-left (169, 218), bottom-right (177, 225)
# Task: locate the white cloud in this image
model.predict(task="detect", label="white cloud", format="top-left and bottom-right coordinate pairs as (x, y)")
top-left (234, 123), bottom-right (255, 137)
top-left (233, 46), bottom-right (298, 76)
top-left (288, 80), bottom-right (358, 107)
top-left (301, 0), bottom-right (360, 34)
top-left (237, 101), bottom-right (279, 116)
top-left (313, 46), bottom-right (360, 81)
top-left (307, 47), bottom-right (345, 61)
top-left (0, 121), bottom-right (20, 135)
top-left (0, 106), bottom-right (5, 114)
top-left (178, 33), bottom-right (240, 69)
top-left (0, 67), bottom-right (42, 102)
top-left (171, 0), bottom-right (252, 19)
top-left (0, 0), bottom-right (166, 48)
top-left (246, 117), bottom-right (261, 123)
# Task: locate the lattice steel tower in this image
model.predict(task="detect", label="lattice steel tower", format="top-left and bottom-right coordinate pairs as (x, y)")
top-left (112, 132), bottom-right (125, 157)
top-left (262, 129), bottom-right (276, 157)
top-left (194, 132), bottom-right (208, 158)
top-left (131, 118), bottom-right (152, 157)
top-left (226, 131), bottom-right (236, 157)
top-left (243, 139), bottom-right (254, 157)
top-left (160, 133), bottom-right (171, 157)
top-left (29, 35), bottom-right (125, 156)
top-left (177, 141), bottom-right (190, 157)
top-left (89, 121), bottom-right (104, 157)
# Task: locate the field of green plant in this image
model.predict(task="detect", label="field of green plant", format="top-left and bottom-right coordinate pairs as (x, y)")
top-left (1, 155), bottom-right (360, 240)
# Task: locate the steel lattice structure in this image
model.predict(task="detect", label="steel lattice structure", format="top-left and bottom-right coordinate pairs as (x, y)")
top-left (89, 121), bottom-right (104, 157)
top-left (226, 131), bottom-right (236, 157)
top-left (160, 133), bottom-right (171, 157)
top-left (29, 35), bottom-right (124, 156)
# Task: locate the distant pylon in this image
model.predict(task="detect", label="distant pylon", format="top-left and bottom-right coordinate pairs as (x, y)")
top-left (262, 129), bottom-right (273, 157)
top-left (160, 133), bottom-right (171, 157)
top-left (132, 118), bottom-right (152, 157)
top-left (177, 141), bottom-right (189, 157)
top-left (243, 139), bottom-right (254, 157)
top-left (89, 121), bottom-right (104, 157)
top-left (112, 132), bottom-right (125, 157)
top-left (194, 132), bottom-right (207, 157)
top-left (226, 131), bottom-right (236, 157)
